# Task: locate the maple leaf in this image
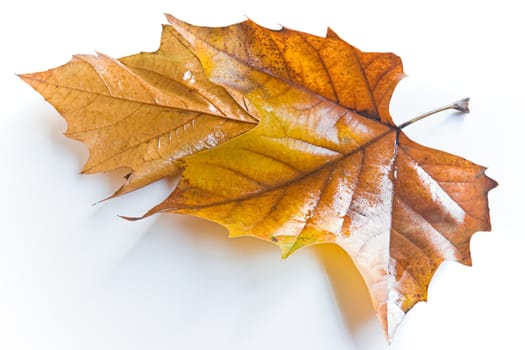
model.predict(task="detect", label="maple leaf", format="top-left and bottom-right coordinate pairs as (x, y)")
top-left (139, 16), bottom-right (495, 339)
top-left (19, 25), bottom-right (257, 197)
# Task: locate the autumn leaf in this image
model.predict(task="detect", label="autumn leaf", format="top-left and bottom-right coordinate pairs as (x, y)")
top-left (19, 25), bottom-right (257, 197)
top-left (142, 16), bottom-right (495, 339)
top-left (166, 14), bottom-right (403, 125)
top-left (20, 15), bottom-right (496, 341)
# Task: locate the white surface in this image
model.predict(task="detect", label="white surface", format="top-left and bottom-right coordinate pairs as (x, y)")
top-left (1, 1), bottom-right (523, 349)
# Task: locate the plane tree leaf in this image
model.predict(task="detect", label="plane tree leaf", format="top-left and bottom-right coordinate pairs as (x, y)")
top-left (146, 16), bottom-right (497, 339)
top-left (20, 15), bottom-right (497, 341)
top-left (20, 25), bottom-right (257, 197)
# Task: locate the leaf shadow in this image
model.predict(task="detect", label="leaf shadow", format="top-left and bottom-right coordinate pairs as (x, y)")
top-left (441, 111), bottom-right (467, 127)
top-left (43, 110), bottom-right (86, 165)
top-left (312, 244), bottom-right (380, 339)
top-left (104, 210), bottom-right (384, 347)
top-left (118, 212), bottom-right (278, 268)
top-left (39, 104), bottom-right (380, 344)
top-left (38, 108), bottom-right (374, 339)
top-left (163, 213), bottom-right (277, 259)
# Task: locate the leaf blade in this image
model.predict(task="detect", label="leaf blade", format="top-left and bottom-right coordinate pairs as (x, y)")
top-left (20, 25), bottom-right (257, 197)
top-left (160, 16), bottom-right (496, 339)
top-left (167, 14), bottom-right (405, 124)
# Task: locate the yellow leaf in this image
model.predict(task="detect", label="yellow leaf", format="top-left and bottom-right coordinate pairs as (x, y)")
top-left (143, 16), bottom-right (496, 339)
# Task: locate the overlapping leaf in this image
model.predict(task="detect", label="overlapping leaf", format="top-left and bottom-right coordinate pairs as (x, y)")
top-left (20, 15), bottom-right (496, 340)
top-left (20, 25), bottom-right (257, 197)
top-left (147, 16), bottom-right (495, 338)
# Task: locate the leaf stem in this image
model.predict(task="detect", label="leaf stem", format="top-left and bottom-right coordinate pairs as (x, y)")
top-left (398, 97), bottom-right (470, 130)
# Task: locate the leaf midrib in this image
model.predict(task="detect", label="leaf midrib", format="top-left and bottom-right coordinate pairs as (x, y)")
top-left (175, 126), bottom-right (399, 210)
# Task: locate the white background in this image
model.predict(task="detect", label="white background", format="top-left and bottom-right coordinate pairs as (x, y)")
top-left (1, 1), bottom-right (523, 349)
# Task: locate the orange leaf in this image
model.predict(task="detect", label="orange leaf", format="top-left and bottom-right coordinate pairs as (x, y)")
top-left (20, 15), bottom-right (497, 342)
top-left (142, 16), bottom-right (497, 339)
top-left (166, 14), bottom-right (404, 126)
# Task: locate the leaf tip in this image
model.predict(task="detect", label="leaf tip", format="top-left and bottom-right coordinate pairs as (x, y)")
top-left (17, 72), bottom-right (37, 85)
top-left (118, 214), bottom-right (143, 222)
top-left (118, 204), bottom-right (164, 222)
top-left (164, 13), bottom-right (181, 27)
top-left (325, 27), bottom-right (339, 39)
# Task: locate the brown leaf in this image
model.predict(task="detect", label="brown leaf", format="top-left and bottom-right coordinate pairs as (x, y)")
top-left (19, 25), bottom-right (257, 197)
top-left (144, 16), bottom-right (496, 339)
